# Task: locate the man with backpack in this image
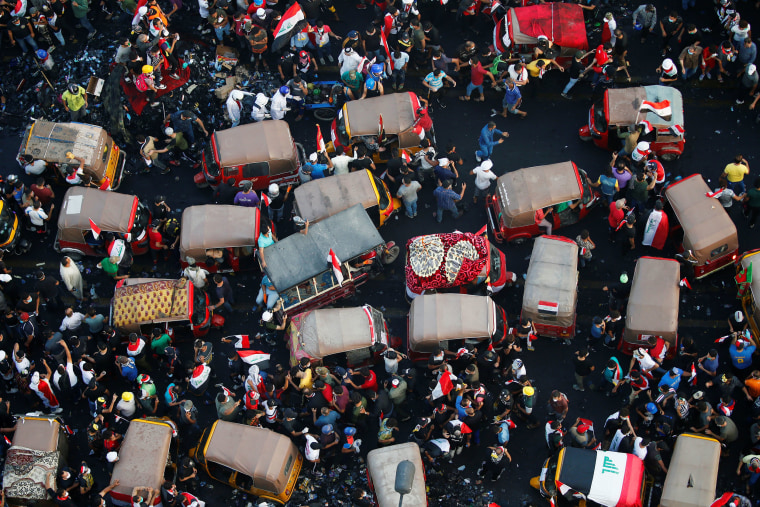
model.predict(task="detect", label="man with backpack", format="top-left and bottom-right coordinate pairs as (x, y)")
top-left (135, 65), bottom-right (160, 104)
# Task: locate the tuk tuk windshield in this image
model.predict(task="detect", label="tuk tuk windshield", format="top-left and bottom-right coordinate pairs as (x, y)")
top-left (370, 307), bottom-right (386, 345)
top-left (335, 111), bottom-right (349, 147)
top-left (579, 169), bottom-right (594, 205)
top-left (205, 142), bottom-right (220, 177)
top-left (192, 291), bottom-right (208, 326)
top-left (0, 205), bottom-right (14, 245)
top-left (593, 99), bottom-right (607, 132)
top-left (132, 201), bottom-right (150, 238)
top-left (373, 175), bottom-right (390, 211)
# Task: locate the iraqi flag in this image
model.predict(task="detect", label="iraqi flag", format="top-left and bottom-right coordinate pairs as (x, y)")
top-left (378, 114), bottom-right (384, 139)
top-left (641, 209), bottom-right (669, 250)
top-left (316, 124), bottom-right (326, 153)
top-left (238, 350), bottom-right (271, 366)
top-left (89, 218), bottom-right (102, 239)
top-left (11, 0), bottom-right (26, 17)
top-left (706, 189), bottom-right (723, 199)
top-left (189, 364), bottom-right (211, 389)
top-left (670, 124), bottom-right (685, 136)
top-left (401, 150), bottom-right (411, 164)
top-left (537, 301), bottom-right (559, 315)
top-left (272, 3), bottom-right (306, 52)
top-left (637, 119), bottom-right (653, 135)
top-left (260, 192), bottom-right (271, 208)
top-left (380, 31), bottom-right (394, 70)
top-left (689, 363), bottom-right (698, 386)
top-left (131, 0), bottom-right (147, 26)
top-left (328, 248), bottom-right (344, 285)
top-left (640, 99), bottom-right (672, 121)
top-left (714, 334), bottom-right (732, 343)
top-left (226, 335), bottom-right (253, 349)
top-left (431, 370), bottom-right (456, 400)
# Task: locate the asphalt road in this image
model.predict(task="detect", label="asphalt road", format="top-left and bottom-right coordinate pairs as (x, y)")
top-left (1, 0), bottom-right (760, 505)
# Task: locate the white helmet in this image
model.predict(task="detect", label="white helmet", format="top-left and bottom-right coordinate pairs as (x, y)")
top-left (230, 90), bottom-right (244, 101)
top-left (255, 93), bottom-right (268, 106)
top-left (268, 183), bottom-right (279, 196)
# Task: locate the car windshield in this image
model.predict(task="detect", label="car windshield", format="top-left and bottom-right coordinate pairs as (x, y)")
top-left (192, 291), bottom-right (207, 325)
top-left (579, 169), bottom-right (593, 204)
top-left (336, 111), bottom-right (349, 147)
top-left (0, 206), bottom-right (14, 244)
top-left (205, 141), bottom-right (220, 177)
top-left (373, 176), bottom-right (390, 211)
top-left (489, 243), bottom-right (502, 281)
top-left (131, 201), bottom-right (150, 237)
top-left (593, 100), bottom-right (607, 132)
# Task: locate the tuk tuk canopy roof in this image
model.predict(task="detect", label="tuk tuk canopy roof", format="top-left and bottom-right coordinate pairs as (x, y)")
top-left (366, 443), bottom-right (427, 507)
top-left (660, 434), bottom-right (720, 507)
top-left (112, 278), bottom-right (191, 330)
top-left (409, 293), bottom-right (496, 351)
top-left (12, 416), bottom-right (61, 453)
top-left (294, 170), bottom-right (378, 223)
top-left (504, 4), bottom-right (588, 50)
top-left (264, 205), bottom-right (385, 291)
top-left (294, 306), bottom-right (377, 359)
top-left (344, 92), bottom-right (419, 137)
top-left (625, 257), bottom-right (680, 343)
top-left (214, 120), bottom-right (294, 168)
top-left (606, 86), bottom-right (684, 128)
top-left (23, 120), bottom-right (108, 169)
top-left (405, 231), bottom-right (490, 293)
top-left (58, 187), bottom-right (137, 233)
top-left (557, 448), bottom-right (645, 507)
top-left (522, 236), bottom-right (578, 327)
top-left (179, 205), bottom-right (259, 260)
top-left (495, 162), bottom-right (582, 227)
top-left (205, 422), bottom-right (300, 494)
top-left (111, 419), bottom-right (173, 498)
top-left (665, 175), bottom-right (738, 261)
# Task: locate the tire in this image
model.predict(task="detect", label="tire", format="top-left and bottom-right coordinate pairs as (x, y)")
top-left (579, 134), bottom-right (592, 142)
top-left (313, 108), bottom-right (336, 122)
top-left (511, 237), bottom-right (526, 246)
top-left (195, 180), bottom-right (209, 189)
top-left (383, 245), bottom-right (400, 264)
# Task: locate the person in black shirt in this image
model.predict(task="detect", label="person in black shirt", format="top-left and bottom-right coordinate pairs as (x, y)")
top-left (277, 49), bottom-right (297, 81)
top-left (363, 25), bottom-right (382, 61)
top-left (659, 11), bottom-right (684, 56)
top-left (561, 50), bottom-right (590, 99)
top-left (621, 215), bottom-right (636, 256)
top-left (573, 348), bottom-right (595, 391)
top-left (35, 271), bottom-right (62, 313)
top-left (348, 145), bottom-right (376, 174)
top-left (212, 178), bottom-right (237, 204)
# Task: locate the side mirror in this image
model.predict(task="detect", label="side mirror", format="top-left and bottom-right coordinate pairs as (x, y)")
top-left (394, 460), bottom-right (416, 501)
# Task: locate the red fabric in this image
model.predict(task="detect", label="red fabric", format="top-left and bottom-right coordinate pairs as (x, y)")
top-left (649, 212), bottom-right (669, 250)
top-left (121, 64), bottom-right (191, 115)
top-left (512, 4), bottom-right (588, 50)
top-left (359, 370), bottom-right (378, 393)
top-left (320, 383), bottom-right (333, 403)
top-left (608, 203), bottom-right (624, 228)
top-left (602, 21), bottom-right (612, 45)
top-left (405, 232), bottom-right (489, 293)
top-left (470, 62), bottom-right (489, 86)
top-left (416, 109), bottom-right (432, 131)
top-left (149, 229), bottom-right (163, 250)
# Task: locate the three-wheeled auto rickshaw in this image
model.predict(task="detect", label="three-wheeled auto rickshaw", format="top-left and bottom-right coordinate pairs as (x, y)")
top-left (18, 120), bottom-right (126, 189)
top-left (110, 278), bottom-right (218, 339)
top-left (487, 161), bottom-right (599, 243)
top-left (579, 86), bottom-right (685, 161)
top-left (736, 250), bottom-right (760, 347)
top-left (261, 205), bottom-right (395, 315)
top-left (0, 197), bottom-right (30, 256)
top-left (621, 257), bottom-right (680, 357)
top-left (179, 205), bottom-right (261, 272)
top-left (190, 421), bottom-right (302, 505)
top-left (327, 92), bottom-right (427, 164)
top-left (286, 305), bottom-right (389, 367)
top-left (660, 434), bottom-right (720, 507)
top-left (55, 187), bottom-right (151, 258)
top-left (493, 3), bottom-right (589, 65)
top-left (405, 227), bottom-right (513, 299)
top-left (293, 169), bottom-right (401, 228)
top-left (522, 236), bottom-right (578, 338)
top-left (367, 443), bottom-right (427, 507)
top-left (530, 447), bottom-right (646, 507)
top-left (406, 293), bottom-right (507, 362)
top-left (195, 120), bottom-right (305, 190)
top-left (665, 174), bottom-right (738, 279)
top-left (110, 418), bottom-right (178, 507)
top-left (3, 416), bottom-right (69, 506)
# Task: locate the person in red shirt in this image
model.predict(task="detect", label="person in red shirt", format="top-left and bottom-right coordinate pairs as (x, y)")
top-left (608, 198), bottom-right (627, 242)
top-left (30, 177), bottom-right (55, 207)
top-left (148, 220), bottom-right (169, 268)
top-left (460, 56), bottom-right (496, 102)
top-left (346, 366), bottom-right (378, 393)
top-left (415, 100), bottom-right (434, 139)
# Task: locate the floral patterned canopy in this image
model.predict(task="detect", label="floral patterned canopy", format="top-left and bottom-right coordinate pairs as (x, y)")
top-left (405, 232), bottom-right (489, 294)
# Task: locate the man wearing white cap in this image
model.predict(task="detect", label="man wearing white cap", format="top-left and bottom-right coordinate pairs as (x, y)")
top-left (738, 63), bottom-right (758, 105)
top-left (470, 159), bottom-right (497, 204)
top-left (631, 141), bottom-right (651, 163)
top-left (657, 58), bottom-right (678, 84)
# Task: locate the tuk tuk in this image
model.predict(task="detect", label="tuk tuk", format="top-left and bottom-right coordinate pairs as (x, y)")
top-left (487, 161), bottom-right (599, 243)
top-left (55, 187), bottom-right (151, 259)
top-left (665, 174), bottom-right (738, 279)
top-left (366, 443), bottom-right (427, 507)
top-left (293, 169), bottom-right (401, 228)
top-left (287, 305), bottom-right (389, 367)
top-left (530, 447), bottom-right (646, 507)
top-left (194, 120), bottom-right (304, 190)
top-left (736, 250), bottom-right (760, 347)
top-left (327, 92), bottom-right (427, 164)
top-left (18, 120), bottom-right (125, 189)
top-left (579, 86), bottom-right (685, 162)
top-left (3, 416), bottom-right (69, 506)
top-left (109, 418), bottom-right (178, 507)
top-left (405, 227), bottom-right (513, 299)
top-left (522, 236), bottom-right (578, 338)
top-left (110, 278), bottom-right (216, 339)
top-left (660, 434), bottom-right (720, 507)
top-left (0, 197), bottom-right (30, 256)
top-left (179, 205), bottom-right (261, 272)
top-left (406, 293), bottom-right (508, 362)
top-left (190, 421), bottom-right (302, 505)
top-left (621, 257), bottom-right (680, 357)
top-left (261, 205), bottom-right (391, 315)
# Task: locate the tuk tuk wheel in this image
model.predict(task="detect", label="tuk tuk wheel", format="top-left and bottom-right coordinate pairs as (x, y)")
top-left (382, 245), bottom-right (400, 264)
top-left (60, 248), bottom-right (84, 261)
top-left (659, 152), bottom-right (679, 162)
top-left (313, 108), bottom-right (336, 122)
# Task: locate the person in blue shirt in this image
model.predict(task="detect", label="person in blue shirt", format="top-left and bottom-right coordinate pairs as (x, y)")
top-left (499, 77), bottom-right (527, 119)
top-left (590, 166), bottom-right (619, 208)
top-left (698, 349), bottom-right (720, 382)
top-left (314, 407), bottom-right (341, 430)
top-left (730, 335), bottom-right (756, 373)
top-left (433, 179), bottom-right (466, 223)
top-left (300, 152), bottom-right (333, 182)
top-left (433, 158), bottom-right (457, 184)
top-left (658, 367), bottom-right (684, 390)
top-left (475, 121), bottom-right (509, 162)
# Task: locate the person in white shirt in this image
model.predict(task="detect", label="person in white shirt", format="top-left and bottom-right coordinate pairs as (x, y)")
top-left (52, 340), bottom-right (78, 392)
top-left (507, 62), bottom-right (529, 86)
top-left (251, 93), bottom-right (270, 122)
top-left (59, 307), bottom-right (85, 333)
top-left (25, 201), bottom-right (51, 231)
top-left (226, 89), bottom-right (253, 127)
top-left (470, 159), bottom-right (497, 204)
top-left (182, 257), bottom-right (209, 289)
top-left (21, 155), bottom-right (47, 176)
top-left (330, 146), bottom-right (356, 175)
top-left (338, 46), bottom-right (362, 76)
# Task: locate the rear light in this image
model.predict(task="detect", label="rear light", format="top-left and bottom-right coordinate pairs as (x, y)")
top-left (733, 254), bottom-right (738, 260)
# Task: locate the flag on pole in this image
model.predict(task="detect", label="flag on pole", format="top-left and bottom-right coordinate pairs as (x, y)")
top-left (89, 218), bottom-right (102, 239)
top-left (401, 149), bottom-right (411, 164)
top-left (640, 99), bottom-right (672, 120)
top-left (225, 335), bottom-right (253, 349)
top-left (316, 124), bottom-right (326, 153)
top-left (11, 0), bottom-right (27, 16)
top-left (689, 363), bottom-right (697, 386)
top-left (271, 3), bottom-right (306, 52)
top-left (714, 334), bottom-right (732, 343)
top-left (637, 119), bottom-right (653, 134)
top-left (261, 192), bottom-right (271, 207)
top-left (237, 350), bottom-right (271, 365)
top-left (380, 31), bottom-right (394, 70)
top-left (431, 370), bottom-right (455, 400)
top-left (130, 0), bottom-right (147, 25)
top-left (736, 262), bottom-right (753, 299)
top-left (378, 114), bottom-right (384, 139)
top-left (220, 385), bottom-right (235, 398)
top-left (679, 277), bottom-right (692, 290)
top-left (328, 248), bottom-right (344, 285)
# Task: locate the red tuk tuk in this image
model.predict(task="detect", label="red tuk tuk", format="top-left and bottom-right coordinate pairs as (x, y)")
top-left (487, 161), bottom-right (599, 244)
top-left (579, 86), bottom-right (685, 162)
